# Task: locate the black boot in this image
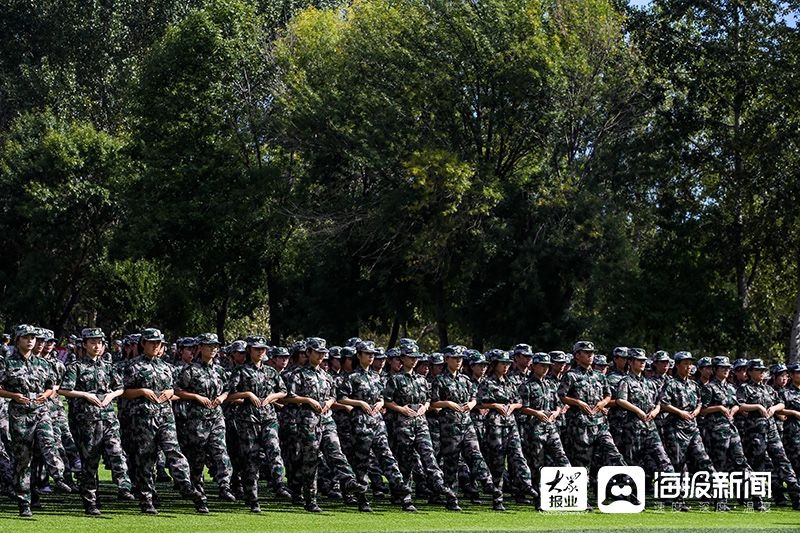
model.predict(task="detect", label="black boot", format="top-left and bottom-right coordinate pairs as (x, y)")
top-left (18, 501), bottom-right (32, 517)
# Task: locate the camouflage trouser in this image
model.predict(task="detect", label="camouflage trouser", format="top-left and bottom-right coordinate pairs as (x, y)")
top-left (607, 411), bottom-right (625, 451)
top-left (392, 415), bottom-right (452, 497)
top-left (438, 417), bottom-right (493, 493)
top-left (50, 405), bottom-right (81, 472)
top-left (279, 409), bottom-right (303, 496)
top-left (9, 408), bottom-right (65, 503)
top-left (0, 432), bottom-right (15, 495)
top-left (744, 420), bottom-right (799, 490)
top-left (662, 423), bottom-right (714, 474)
top-left (426, 413), bottom-right (441, 458)
top-left (181, 414), bottom-right (233, 497)
top-left (564, 420), bottom-right (625, 473)
top-left (224, 414), bottom-right (243, 492)
top-left (128, 408), bottom-right (195, 503)
top-left (703, 421), bottom-right (750, 478)
top-left (483, 422), bottom-right (533, 495)
top-left (239, 417), bottom-right (285, 503)
top-left (75, 416), bottom-right (132, 504)
top-left (298, 413), bottom-right (358, 503)
top-left (522, 421), bottom-right (570, 491)
top-left (349, 414), bottom-right (408, 496)
top-left (367, 452), bottom-right (388, 492)
top-left (0, 400), bottom-right (10, 452)
top-left (618, 420), bottom-right (674, 484)
top-left (783, 420), bottom-right (800, 480)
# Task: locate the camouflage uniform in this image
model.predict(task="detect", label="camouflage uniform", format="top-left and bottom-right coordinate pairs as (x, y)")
top-left (476, 370), bottom-right (535, 499)
top-left (736, 365), bottom-right (800, 498)
top-left (383, 369), bottom-right (456, 501)
top-left (779, 379), bottom-right (800, 494)
top-left (557, 362), bottom-right (625, 471)
top-left (122, 351), bottom-right (201, 509)
top-left (659, 374), bottom-right (715, 473)
top-left (286, 360), bottom-right (364, 507)
top-left (61, 352), bottom-right (132, 507)
top-left (614, 372), bottom-right (674, 477)
top-left (227, 358), bottom-right (288, 504)
top-left (700, 375), bottom-right (751, 476)
top-left (518, 371), bottom-right (570, 490)
top-left (43, 350), bottom-right (81, 480)
top-left (0, 346), bottom-right (67, 505)
top-left (430, 366), bottom-right (497, 496)
top-left (175, 359), bottom-right (234, 498)
top-left (338, 365), bottom-right (411, 499)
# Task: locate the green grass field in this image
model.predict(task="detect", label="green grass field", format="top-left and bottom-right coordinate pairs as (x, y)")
top-left (3, 479), bottom-right (798, 533)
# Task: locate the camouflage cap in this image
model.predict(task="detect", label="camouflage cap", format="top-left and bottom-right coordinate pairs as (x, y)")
top-left (196, 332), bottom-right (220, 346)
top-left (345, 337), bottom-right (362, 348)
top-left (114, 340), bottom-right (123, 346)
top-left (430, 352), bottom-right (445, 365)
top-left (270, 346), bottom-right (290, 358)
top-left (565, 353), bottom-right (574, 365)
top-left (246, 335), bottom-right (269, 349)
top-left (531, 352), bottom-right (552, 365)
top-left (711, 356), bottom-right (731, 368)
top-left (787, 363), bottom-right (800, 373)
top-left (747, 359), bottom-right (767, 370)
top-left (81, 327), bottom-right (105, 340)
top-left (572, 340), bottom-right (595, 353)
top-left (468, 351), bottom-right (488, 365)
top-left (374, 347), bottom-right (387, 359)
top-left (696, 356), bottom-right (712, 368)
top-left (34, 327), bottom-right (46, 339)
top-left (44, 329), bottom-right (56, 341)
top-left (1, 333), bottom-right (10, 340)
top-left (355, 340), bottom-right (377, 354)
top-left (512, 343), bottom-right (533, 357)
top-left (548, 351), bottom-right (567, 363)
top-left (593, 354), bottom-right (609, 366)
top-left (306, 337), bottom-right (329, 353)
top-left (627, 347), bottom-right (646, 360)
top-left (399, 344), bottom-right (421, 357)
top-left (328, 346), bottom-right (342, 359)
top-left (418, 353), bottom-right (431, 364)
top-left (340, 346), bottom-right (356, 359)
top-left (398, 338), bottom-right (417, 349)
top-left (651, 350), bottom-right (671, 362)
top-left (290, 341), bottom-right (307, 355)
top-left (228, 340), bottom-right (247, 352)
top-left (14, 324), bottom-right (37, 338)
top-left (732, 358), bottom-right (749, 370)
top-left (140, 328), bottom-right (165, 342)
top-left (182, 337), bottom-right (199, 348)
top-left (385, 347), bottom-right (400, 359)
top-left (673, 351), bottom-right (694, 363)
top-left (612, 347), bottom-right (629, 358)
top-left (442, 345), bottom-right (466, 357)
top-left (770, 363), bottom-right (787, 374)
top-left (629, 349), bottom-right (648, 361)
top-left (490, 350), bottom-right (513, 364)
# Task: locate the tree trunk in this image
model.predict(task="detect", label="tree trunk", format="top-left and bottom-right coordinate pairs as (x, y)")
top-left (790, 291), bottom-right (800, 364)
top-left (388, 314), bottom-right (400, 348)
top-left (215, 295), bottom-right (229, 345)
top-left (266, 262), bottom-right (282, 346)
top-left (435, 279), bottom-right (448, 349)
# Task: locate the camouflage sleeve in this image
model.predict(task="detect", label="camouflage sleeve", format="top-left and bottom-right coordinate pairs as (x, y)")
top-left (509, 380), bottom-right (521, 403)
top-left (614, 378), bottom-right (629, 401)
top-left (601, 374), bottom-right (611, 398)
top-left (735, 385), bottom-right (749, 404)
top-left (273, 371), bottom-right (287, 395)
top-left (430, 376), bottom-right (444, 402)
top-left (227, 367), bottom-right (242, 394)
top-left (122, 361), bottom-right (138, 389)
top-left (337, 373), bottom-right (353, 401)
top-left (286, 370), bottom-right (302, 398)
top-left (658, 380), bottom-right (673, 405)
top-left (174, 365), bottom-right (191, 392)
top-left (60, 363), bottom-right (77, 391)
top-left (383, 375), bottom-right (397, 403)
top-left (110, 365), bottom-right (124, 391)
top-left (557, 372), bottom-right (574, 399)
top-left (700, 383), bottom-right (712, 408)
top-left (0, 356), bottom-right (6, 386)
top-left (43, 362), bottom-right (56, 389)
top-left (769, 387), bottom-right (780, 405)
top-left (518, 382), bottom-right (531, 407)
top-left (476, 379), bottom-right (492, 404)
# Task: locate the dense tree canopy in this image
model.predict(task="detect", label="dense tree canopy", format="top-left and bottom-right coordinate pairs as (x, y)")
top-left (0, 0), bottom-right (798, 360)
